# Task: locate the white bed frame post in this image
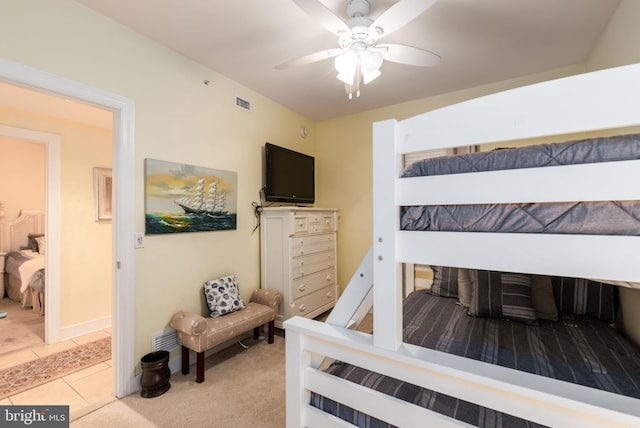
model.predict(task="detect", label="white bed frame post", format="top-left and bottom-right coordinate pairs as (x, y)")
top-left (372, 119), bottom-right (403, 350)
top-left (285, 327), bottom-right (312, 428)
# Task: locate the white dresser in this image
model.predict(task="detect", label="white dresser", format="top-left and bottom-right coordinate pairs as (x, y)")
top-left (260, 207), bottom-right (338, 328)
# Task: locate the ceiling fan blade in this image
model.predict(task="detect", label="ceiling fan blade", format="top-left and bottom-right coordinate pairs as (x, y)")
top-left (380, 44), bottom-right (440, 67)
top-left (276, 48), bottom-right (344, 70)
top-left (370, 0), bottom-right (438, 39)
top-left (293, 0), bottom-right (350, 35)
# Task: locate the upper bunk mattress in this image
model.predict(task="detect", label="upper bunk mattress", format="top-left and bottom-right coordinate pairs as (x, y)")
top-left (401, 134), bottom-right (640, 235)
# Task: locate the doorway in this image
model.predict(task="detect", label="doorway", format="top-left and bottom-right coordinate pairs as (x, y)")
top-left (0, 58), bottom-right (136, 398)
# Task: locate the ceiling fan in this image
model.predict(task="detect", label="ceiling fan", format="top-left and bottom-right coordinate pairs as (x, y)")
top-left (277, 0), bottom-right (440, 99)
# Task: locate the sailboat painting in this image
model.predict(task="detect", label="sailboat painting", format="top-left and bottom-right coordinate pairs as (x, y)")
top-left (144, 159), bottom-right (237, 234)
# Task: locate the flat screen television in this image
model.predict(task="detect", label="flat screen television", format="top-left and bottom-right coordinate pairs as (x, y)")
top-left (264, 143), bottom-right (315, 204)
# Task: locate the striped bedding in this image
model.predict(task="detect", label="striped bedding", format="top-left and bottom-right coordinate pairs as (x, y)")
top-left (311, 290), bottom-right (640, 427)
top-left (400, 133), bottom-right (640, 235)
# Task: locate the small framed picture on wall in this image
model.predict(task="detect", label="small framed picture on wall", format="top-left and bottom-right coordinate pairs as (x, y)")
top-left (94, 167), bottom-right (112, 222)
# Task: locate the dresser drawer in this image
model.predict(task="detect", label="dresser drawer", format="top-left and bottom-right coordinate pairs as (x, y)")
top-left (306, 214), bottom-right (335, 233)
top-left (292, 285), bottom-right (336, 316)
top-left (292, 242), bottom-right (334, 257)
top-left (291, 252), bottom-right (335, 279)
top-left (292, 215), bottom-right (308, 234)
top-left (291, 233), bottom-right (334, 248)
top-left (292, 267), bottom-right (336, 299)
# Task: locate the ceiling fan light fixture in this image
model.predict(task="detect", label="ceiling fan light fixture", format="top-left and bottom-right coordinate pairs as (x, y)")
top-left (362, 68), bottom-right (381, 84)
top-left (285, 0), bottom-right (440, 100)
top-left (361, 50), bottom-right (383, 72)
top-left (334, 51), bottom-right (356, 72)
top-left (335, 50), bottom-right (358, 85)
top-left (337, 70), bottom-right (356, 85)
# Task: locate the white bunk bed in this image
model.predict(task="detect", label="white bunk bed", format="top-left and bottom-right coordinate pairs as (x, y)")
top-left (284, 63), bottom-right (640, 428)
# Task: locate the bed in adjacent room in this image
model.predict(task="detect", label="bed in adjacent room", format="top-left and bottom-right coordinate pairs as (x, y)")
top-left (284, 63), bottom-right (640, 428)
top-left (0, 202), bottom-right (46, 315)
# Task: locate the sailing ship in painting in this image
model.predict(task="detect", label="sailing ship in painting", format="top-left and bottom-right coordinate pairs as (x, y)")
top-left (144, 159), bottom-right (237, 235)
top-left (175, 178), bottom-right (228, 217)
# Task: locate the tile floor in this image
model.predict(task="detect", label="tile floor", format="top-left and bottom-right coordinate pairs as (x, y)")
top-left (0, 329), bottom-right (115, 420)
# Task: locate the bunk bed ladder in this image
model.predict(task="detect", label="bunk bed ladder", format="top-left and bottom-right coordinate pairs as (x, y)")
top-left (325, 247), bottom-right (373, 330)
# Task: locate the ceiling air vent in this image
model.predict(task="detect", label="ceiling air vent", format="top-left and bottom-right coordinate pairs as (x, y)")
top-left (235, 96), bottom-right (251, 112)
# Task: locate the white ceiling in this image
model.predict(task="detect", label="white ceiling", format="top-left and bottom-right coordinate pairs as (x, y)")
top-left (72, 0), bottom-right (620, 121)
top-left (47, 1), bottom-right (627, 121)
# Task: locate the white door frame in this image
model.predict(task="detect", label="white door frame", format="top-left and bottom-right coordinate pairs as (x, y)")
top-left (0, 125), bottom-right (61, 342)
top-left (0, 58), bottom-right (136, 397)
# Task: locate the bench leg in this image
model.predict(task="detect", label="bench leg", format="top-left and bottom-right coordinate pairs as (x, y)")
top-left (253, 326), bottom-right (260, 340)
top-left (268, 320), bottom-right (275, 344)
top-left (196, 351), bottom-right (205, 383)
top-left (181, 346), bottom-right (189, 375)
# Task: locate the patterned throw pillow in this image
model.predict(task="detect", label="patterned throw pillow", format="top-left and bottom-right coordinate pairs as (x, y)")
top-left (35, 236), bottom-right (46, 255)
top-left (429, 266), bottom-right (459, 298)
top-left (551, 277), bottom-right (616, 323)
top-left (203, 274), bottom-right (245, 317)
top-left (469, 270), bottom-right (537, 324)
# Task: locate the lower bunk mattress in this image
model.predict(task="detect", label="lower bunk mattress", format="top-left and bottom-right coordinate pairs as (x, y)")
top-left (311, 290), bottom-right (640, 427)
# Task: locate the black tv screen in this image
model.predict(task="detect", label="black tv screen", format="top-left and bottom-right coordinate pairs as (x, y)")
top-left (264, 143), bottom-right (315, 204)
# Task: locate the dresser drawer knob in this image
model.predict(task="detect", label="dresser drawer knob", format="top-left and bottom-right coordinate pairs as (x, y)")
top-left (326, 292), bottom-right (333, 299)
top-left (298, 284), bottom-right (306, 292)
top-left (299, 304), bottom-right (307, 312)
top-left (326, 275), bottom-right (332, 281)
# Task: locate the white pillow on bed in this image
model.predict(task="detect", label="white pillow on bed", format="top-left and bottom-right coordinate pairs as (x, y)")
top-left (35, 236), bottom-right (45, 255)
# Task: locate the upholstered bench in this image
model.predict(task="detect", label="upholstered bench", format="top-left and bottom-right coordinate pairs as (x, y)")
top-left (170, 288), bottom-right (281, 383)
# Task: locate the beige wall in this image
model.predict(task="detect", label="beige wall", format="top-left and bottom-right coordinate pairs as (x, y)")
top-left (0, 0), bottom-right (314, 364)
top-left (0, 136), bottom-right (45, 219)
top-left (2, 0), bottom-right (638, 368)
top-left (0, 107), bottom-right (113, 328)
top-left (587, 0), bottom-right (640, 71)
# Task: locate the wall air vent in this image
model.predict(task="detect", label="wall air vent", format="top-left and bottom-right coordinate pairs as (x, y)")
top-left (151, 329), bottom-right (179, 352)
top-left (235, 96), bottom-right (251, 112)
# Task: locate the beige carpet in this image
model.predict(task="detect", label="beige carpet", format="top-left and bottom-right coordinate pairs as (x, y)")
top-left (0, 297), bottom-right (45, 356)
top-left (71, 333), bottom-right (286, 428)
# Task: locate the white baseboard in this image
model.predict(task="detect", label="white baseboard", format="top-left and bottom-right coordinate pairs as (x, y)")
top-left (58, 315), bottom-right (112, 341)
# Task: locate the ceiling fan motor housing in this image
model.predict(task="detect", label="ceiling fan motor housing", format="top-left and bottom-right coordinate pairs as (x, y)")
top-left (346, 0), bottom-right (370, 18)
